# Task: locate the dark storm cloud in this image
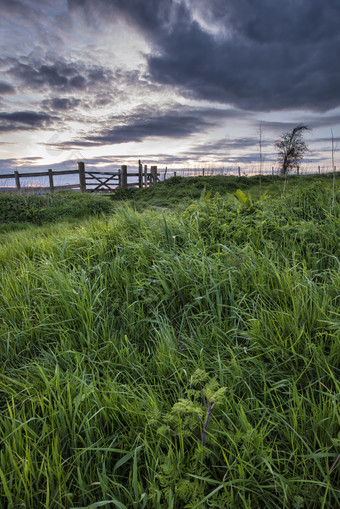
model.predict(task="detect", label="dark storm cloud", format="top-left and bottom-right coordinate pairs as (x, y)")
top-left (89, 113), bottom-right (207, 144)
top-left (7, 59), bottom-right (113, 92)
top-left (54, 112), bottom-right (210, 147)
top-left (49, 105), bottom-right (235, 148)
top-left (68, 0), bottom-right (340, 112)
top-left (147, 0), bottom-right (340, 112)
top-left (43, 97), bottom-right (82, 111)
top-left (0, 111), bottom-right (55, 132)
top-left (0, 82), bottom-right (15, 94)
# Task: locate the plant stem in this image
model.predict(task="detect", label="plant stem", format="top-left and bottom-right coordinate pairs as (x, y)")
top-left (202, 401), bottom-right (215, 446)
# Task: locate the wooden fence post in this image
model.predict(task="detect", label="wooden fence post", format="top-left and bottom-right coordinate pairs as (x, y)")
top-left (318, 165), bottom-right (321, 174)
top-left (78, 162), bottom-right (86, 192)
top-left (202, 168), bottom-right (205, 176)
top-left (144, 165), bottom-right (148, 187)
top-left (14, 171), bottom-right (20, 190)
top-left (151, 166), bottom-right (157, 185)
top-left (121, 165), bottom-right (127, 189)
top-left (164, 167), bottom-right (167, 180)
top-left (138, 160), bottom-right (143, 188)
top-left (297, 165), bottom-right (300, 175)
top-left (238, 167), bottom-right (241, 177)
top-left (48, 169), bottom-right (54, 193)
top-left (272, 167), bottom-right (274, 175)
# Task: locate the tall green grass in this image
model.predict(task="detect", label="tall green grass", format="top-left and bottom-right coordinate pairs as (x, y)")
top-left (0, 191), bottom-right (114, 230)
top-left (0, 180), bottom-right (339, 507)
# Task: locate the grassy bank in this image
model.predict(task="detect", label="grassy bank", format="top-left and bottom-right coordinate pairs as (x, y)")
top-left (0, 191), bottom-right (114, 232)
top-left (112, 172), bottom-right (339, 207)
top-left (1, 173), bottom-right (338, 230)
top-left (0, 177), bottom-right (339, 507)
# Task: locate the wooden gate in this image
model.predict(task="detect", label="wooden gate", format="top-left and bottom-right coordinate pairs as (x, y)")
top-left (85, 170), bottom-right (121, 192)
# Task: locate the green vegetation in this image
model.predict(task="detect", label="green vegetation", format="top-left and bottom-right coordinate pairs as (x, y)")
top-left (0, 175), bottom-right (339, 508)
top-left (112, 172), bottom-right (339, 207)
top-left (0, 191), bottom-right (113, 230)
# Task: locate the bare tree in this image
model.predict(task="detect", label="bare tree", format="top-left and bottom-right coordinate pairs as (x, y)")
top-left (275, 124), bottom-right (310, 175)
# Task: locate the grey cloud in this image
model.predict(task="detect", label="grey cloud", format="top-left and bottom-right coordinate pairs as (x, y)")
top-left (93, 113), bottom-right (207, 144)
top-left (0, 111), bottom-right (56, 132)
top-left (0, 158), bottom-right (17, 173)
top-left (58, 113), bottom-right (210, 147)
top-left (46, 104), bottom-right (230, 148)
top-left (0, 82), bottom-right (15, 94)
top-left (190, 137), bottom-right (263, 155)
top-left (43, 97), bottom-right (82, 111)
top-left (0, 153), bottom-right (187, 174)
top-left (69, 75), bottom-right (86, 89)
top-left (310, 136), bottom-right (340, 156)
top-left (181, 137), bottom-right (278, 165)
top-left (258, 120), bottom-right (313, 134)
top-left (305, 115), bottom-right (340, 130)
top-left (8, 61), bottom-right (70, 89)
top-left (0, 0), bottom-right (67, 53)
top-left (8, 58), bottom-right (113, 92)
top-left (0, 0), bottom-right (36, 17)
top-left (313, 136), bottom-right (340, 144)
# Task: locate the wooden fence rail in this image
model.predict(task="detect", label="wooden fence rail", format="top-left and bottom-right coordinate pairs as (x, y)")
top-left (0, 160), bottom-right (160, 193)
top-left (0, 161), bottom-right (336, 193)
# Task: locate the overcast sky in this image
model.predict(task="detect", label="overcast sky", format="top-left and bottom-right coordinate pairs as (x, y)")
top-left (1, 0), bottom-right (339, 174)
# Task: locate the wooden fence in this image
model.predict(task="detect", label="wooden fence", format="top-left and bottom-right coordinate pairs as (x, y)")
top-left (0, 161), bottom-right (336, 193)
top-left (165, 165), bottom-right (335, 178)
top-left (0, 161), bottom-right (160, 193)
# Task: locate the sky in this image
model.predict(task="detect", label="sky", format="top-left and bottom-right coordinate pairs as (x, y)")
top-left (1, 0), bottom-right (340, 176)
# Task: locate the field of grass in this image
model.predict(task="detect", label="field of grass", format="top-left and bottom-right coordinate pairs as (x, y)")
top-left (0, 175), bottom-right (339, 508)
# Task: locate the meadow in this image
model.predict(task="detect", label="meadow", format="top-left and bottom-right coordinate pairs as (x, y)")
top-left (0, 174), bottom-right (339, 508)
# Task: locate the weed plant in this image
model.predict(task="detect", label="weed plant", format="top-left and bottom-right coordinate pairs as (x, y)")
top-left (0, 178), bottom-right (339, 507)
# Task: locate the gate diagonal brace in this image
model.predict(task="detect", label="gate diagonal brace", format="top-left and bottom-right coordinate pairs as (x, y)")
top-left (86, 172), bottom-right (119, 191)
